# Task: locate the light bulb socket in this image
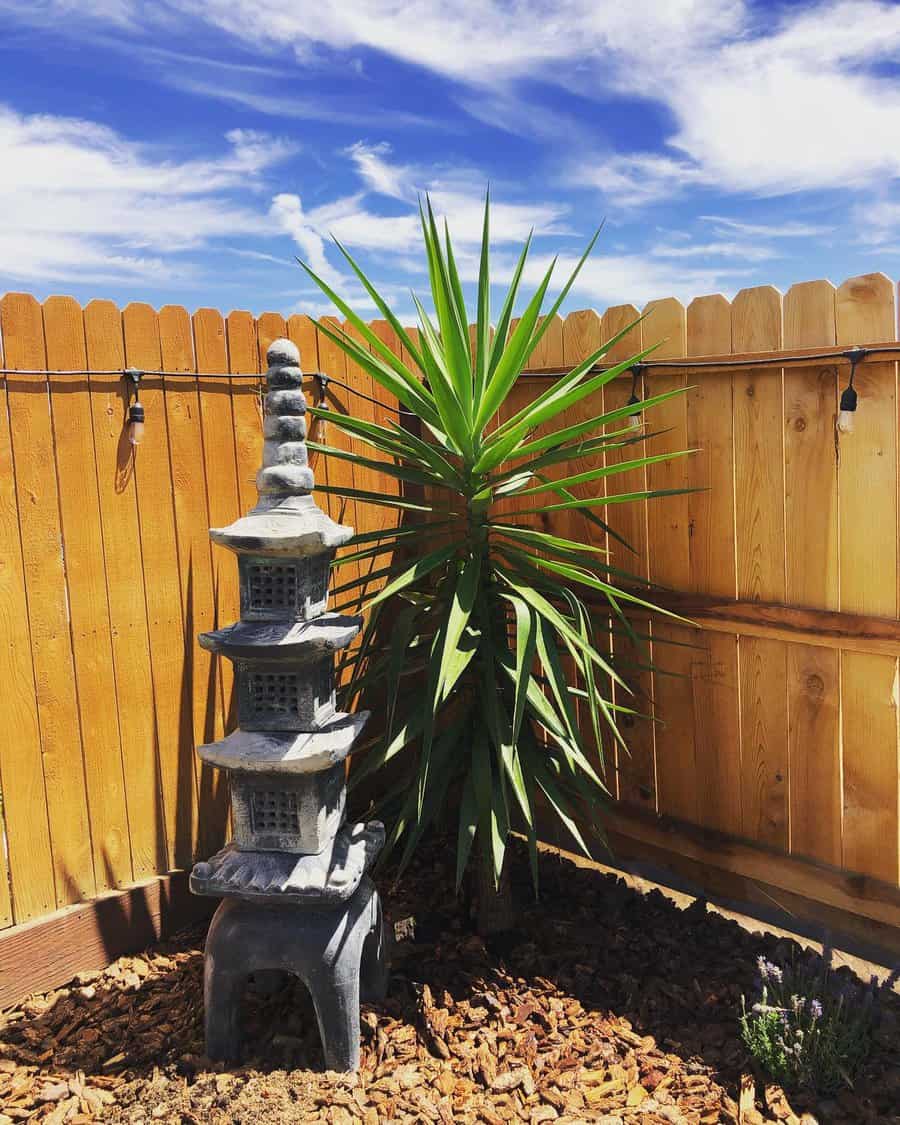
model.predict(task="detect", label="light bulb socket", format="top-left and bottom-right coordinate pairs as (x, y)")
top-left (128, 401), bottom-right (145, 425)
top-left (839, 384), bottom-right (857, 414)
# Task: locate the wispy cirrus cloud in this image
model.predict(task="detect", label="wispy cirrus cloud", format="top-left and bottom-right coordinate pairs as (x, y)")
top-left (0, 105), bottom-right (294, 284)
top-left (7, 0), bottom-right (900, 205)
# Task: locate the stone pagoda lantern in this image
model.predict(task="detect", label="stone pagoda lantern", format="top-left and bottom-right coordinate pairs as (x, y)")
top-left (190, 338), bottom-right (387, 1072)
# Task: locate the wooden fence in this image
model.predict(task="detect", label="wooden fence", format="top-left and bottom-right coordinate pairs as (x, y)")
top-left (1, 274), bottom-right (900, 966)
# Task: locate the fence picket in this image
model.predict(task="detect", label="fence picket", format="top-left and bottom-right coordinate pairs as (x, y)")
top-left (600, 305), bottom-right (647, 578)
top-left (686, 295), bottom-right (735, 596)
top-left (733, 285), bottom-right (789, 848)
top-left (685, 295), bottom-right (741, 835)
top-left (316, 317), bottom-right (359, 612)
top-left (159, 305), bottom-right (229, 856)
top-left (83, 299), bottom-right (164, 881)
top-left (2, 293), bottom-right (95, 906)
top-left (123, 303), bottom-right (198, 868)
top-left (0, 300), bottom-right (54, 923)
top-left (836, 273), bottom-right (899, 883)
top-left (193, 308), bottom-right (240, 736)
top-left (783, 280), bottom-right (841, 866)
top-left (44, 296), bottom-right (132, 890)
top-left (225, 311), bottom-right (263, 515)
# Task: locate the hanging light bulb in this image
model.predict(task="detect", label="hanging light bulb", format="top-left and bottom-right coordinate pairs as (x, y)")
top-left (837, 384), bottom-right (857, 434)
top-left (127, 400), bottom-right (145, 445)
top-left (837, 347), bottom-right (865, 436)
top-left (125, 367), bottom-right (145, 445)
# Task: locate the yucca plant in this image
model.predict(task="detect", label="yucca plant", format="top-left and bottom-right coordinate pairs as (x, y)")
top-left (299, 196), bottom-right (690, 928)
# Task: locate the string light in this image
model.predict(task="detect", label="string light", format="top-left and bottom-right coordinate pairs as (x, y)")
top-left (626, 365), bottom-right (644, 430)
top-left (837, 347), bottom-right (866, 436)
top-left (126, 368), bottom-right (145, 446)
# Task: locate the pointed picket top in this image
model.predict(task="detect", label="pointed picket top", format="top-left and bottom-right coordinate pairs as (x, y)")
top-left (43, 296), bottom-right (88, 370)
top-left (0, 292), bottom-right (46, 369)
top-left (642, 297), bottom-right (685, 360)
top-left (686, 295), bottom-right (731, 356)
top-left (562, 309), bottom-right (602, 365)
top-left (287, 314), bottom-right (319, 371)
top-left (601, 303), bottom-right (642, 363)
top-left (159, 305), bottom-right (194, 372)
top-left (835, 272), bottom-right (896, 343)
top-left (784, 280), bottom-right (836, 348)
top-left (529, 313), bottom-right (564, 369)
top-left (732, 285), bottom-right (783, 352)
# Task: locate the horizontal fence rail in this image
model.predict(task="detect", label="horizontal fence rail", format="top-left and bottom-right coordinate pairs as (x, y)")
top-left (1, 274), bottom-right (899, 967)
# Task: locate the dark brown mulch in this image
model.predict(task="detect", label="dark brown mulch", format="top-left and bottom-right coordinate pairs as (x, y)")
top-left (2, 840), bottom-right (899, 1125)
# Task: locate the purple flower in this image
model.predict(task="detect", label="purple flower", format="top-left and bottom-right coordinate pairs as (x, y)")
top-left (809, 999), bottom-right (823, 1019)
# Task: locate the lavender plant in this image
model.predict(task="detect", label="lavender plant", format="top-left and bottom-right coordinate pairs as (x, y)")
top-left (740, 946), bottom-right (898, 1093)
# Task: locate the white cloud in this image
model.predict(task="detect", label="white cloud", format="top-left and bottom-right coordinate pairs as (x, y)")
top-left (0, 105), bottom-right (294, 284)
top-left (6, 1), bottom-right (900, 205)
top-left (699, 216), bottom-right (834, 239)
top-left (858, 200), bottom-right (900, 246)
top-left (345, 142), bottom-right (410, 200)
top-left (272, 144), bottom-right (571, 285)
top-left (520, 250), bottom-right (753, 311)
top-left (651, 241), bottom-right (778, 262)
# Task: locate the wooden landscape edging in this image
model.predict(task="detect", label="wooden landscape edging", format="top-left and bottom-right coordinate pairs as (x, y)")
top-left (0, 872), bottom-right (214, 1010)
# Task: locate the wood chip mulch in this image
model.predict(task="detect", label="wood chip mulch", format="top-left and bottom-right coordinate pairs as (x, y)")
top-left (2, 841), bottom-right (899, 1125)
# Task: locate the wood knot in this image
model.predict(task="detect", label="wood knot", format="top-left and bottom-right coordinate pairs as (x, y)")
top-left (805, 673), bottom-right (825, 696)
top-left (745, 385), bottom-right (755, 398)
top-left (793, 416), bottom-right (807, 432)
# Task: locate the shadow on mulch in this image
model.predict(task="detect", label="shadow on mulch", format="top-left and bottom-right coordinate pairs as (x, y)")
top-left (3, 838), bottom-right (900, 1123)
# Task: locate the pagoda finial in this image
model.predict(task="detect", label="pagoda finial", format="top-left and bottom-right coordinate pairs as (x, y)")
top-left (256, 337), bottom-right (314, 506)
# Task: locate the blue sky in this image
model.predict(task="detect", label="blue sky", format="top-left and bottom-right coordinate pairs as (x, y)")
top-left (1, 0), bottom-right (899, 321)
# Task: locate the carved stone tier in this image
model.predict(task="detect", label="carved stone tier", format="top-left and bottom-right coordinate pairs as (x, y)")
top-left (210, 495), bottom-right (353, 556)
top-left (199, 614), bottom-right (362, 661)
top-left (198, 711), bottom-right (369, 774)
top-left (190, 821), bottom-right (385, 905)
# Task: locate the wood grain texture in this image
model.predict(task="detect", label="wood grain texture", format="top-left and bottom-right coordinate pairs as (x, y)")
top-left (159, 304), bottom-right (228, 857)
top-left (782, 281), bottom-right (841, 868)
top-left (256, 312), bottom-right (287, 370)
top-left (731, 287), bottom-right (790, 850)
top-left (0, 301), bottom-right (54, 924)
top-left (600, 305), bottom-right (648, 582)
top-left (652, 622), bottom-right (697, 822)
top-left (315, 317), bottom-right (358, 610)
top-left (83, 300), bottom-right (164, 882)
top-left (835, 273), bottom-right (899, 884)
top-left (2, 292), bottom-right (95, 907)
top-left (739, 636), bottom-right (789, 849)
top-left (783, 282), bottom-right (838, 610)
top-left (643, 298), bottom-right (690, 589)
top-left (691, 630), bottom-right (742, 835)
top-left (225, 311), bottom-right (263, 515)
top-left (44, 296), bottom-right (132, 891)
top-left (732, 286), bottom-right (785, 602)
top-left (787, 643), bottom-right (841, 865)
top-left (841, 652), bottom-right (899, 883)
top-left (123, 303), bottom-right (197, 870)
top-left (683, 295), bottom-right (742, 838)
top-left (193, 308), bottom-right (240, 737)
top-left (686, 295), bottom-right (735, 598)
top-left (836, 274), bottom-right (897, 618)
